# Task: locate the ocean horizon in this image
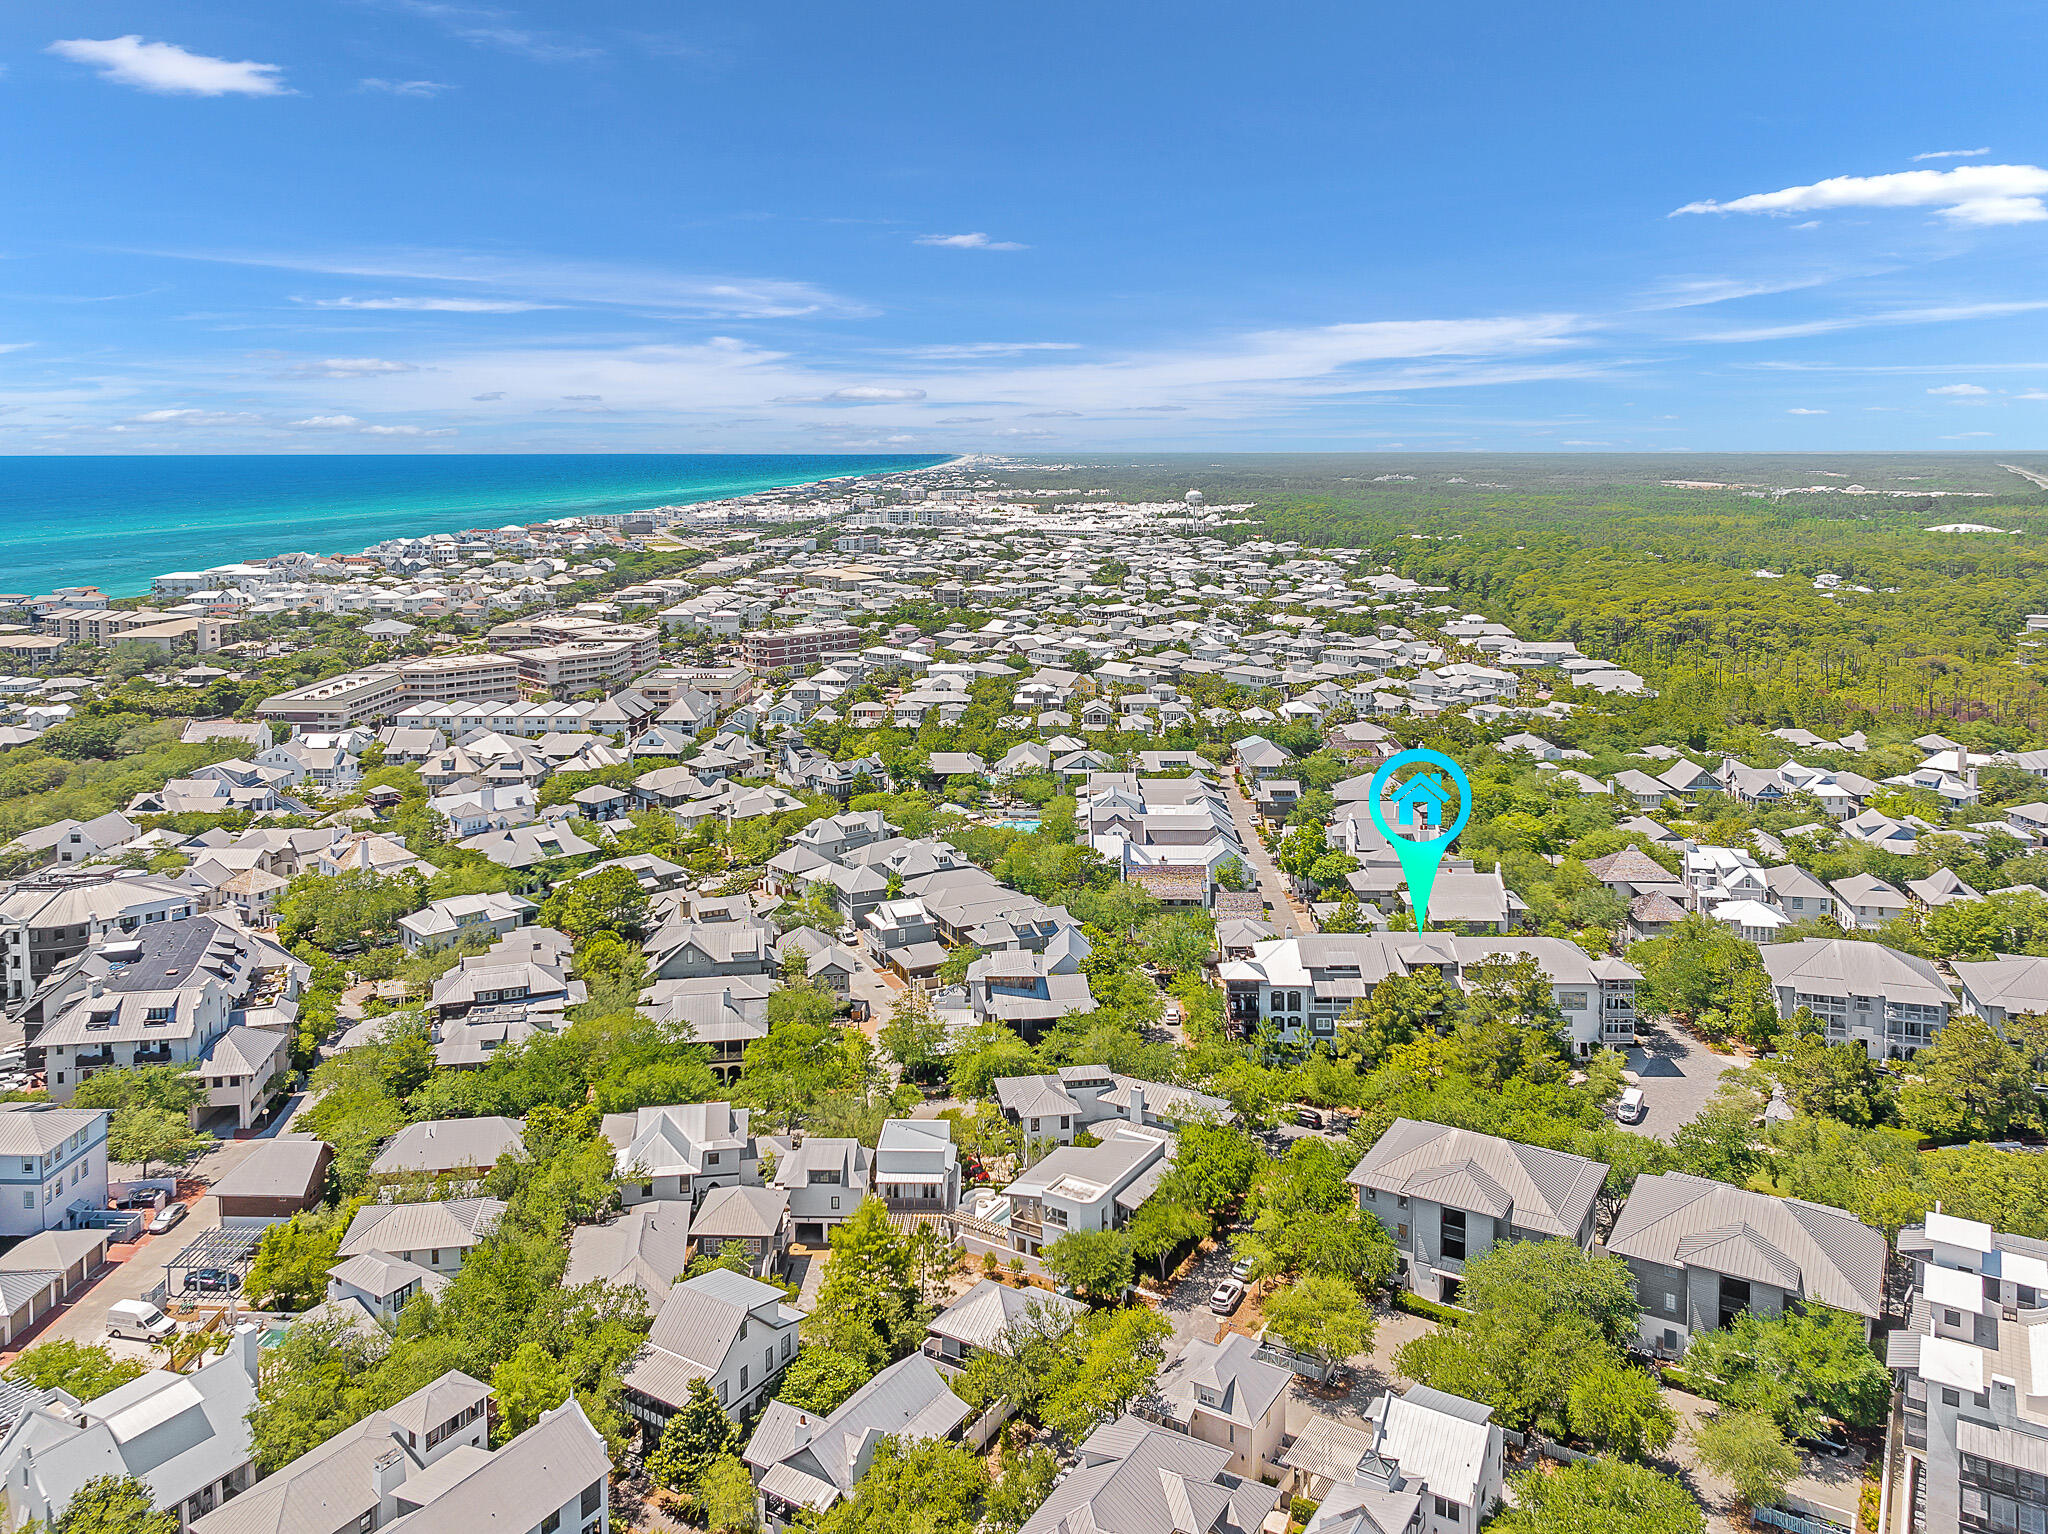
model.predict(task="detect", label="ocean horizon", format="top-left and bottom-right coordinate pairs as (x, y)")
top-left (0, 453), bottom-right (949, 599)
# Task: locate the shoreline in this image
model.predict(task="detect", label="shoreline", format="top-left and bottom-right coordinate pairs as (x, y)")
top-left (0, 452), bottom-right (952, 598)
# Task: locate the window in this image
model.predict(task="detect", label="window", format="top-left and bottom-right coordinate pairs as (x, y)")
top-left (581, 1483), bottom-right (602, 1520)
top-left (831, 1195), bottom-right (840, 1210)
top-left (542, 1513), bottom-right (560, 1534)
top-left (21, 1192), bottom-right (33, 1209)
top-left (707, 1152), bottom-right (721, 1167)
top-left (1942, 1387), bottom-right (1961, 1407)
top-left (1434, 1496), bottom-right (1454, 1519)
top-left (1945, 1308), bottom-right (1963, 1328)
top-left (782, 1333), bottom-right (792, 1359)
top-left (430, 1250), bottom-right (441, 1265)
top-left (740, 1365), bottom-right (749, 1389)
top-left (717, 1379), bottom-right (728, 1404)
top-left (1440, 1209), bottom-right (1466, 1263)
top-left (1664, 1292), bottom-right (1678, 1315)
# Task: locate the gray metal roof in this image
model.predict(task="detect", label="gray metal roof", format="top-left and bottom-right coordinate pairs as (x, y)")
top-left (1345, 1118), bottom-right (1604, 1239)
top-left (1606, 1171), bottom-right (1886, 1319)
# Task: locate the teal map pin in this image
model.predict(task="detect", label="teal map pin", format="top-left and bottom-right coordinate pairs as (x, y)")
top-left (1365, 749), bottom-right (1473, 933)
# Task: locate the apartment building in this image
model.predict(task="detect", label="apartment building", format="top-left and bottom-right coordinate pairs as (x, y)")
top-left (0, 1104), bottom-right (109, 1239)
top-left (257, 652), bottom-right (521, 727)
top-left (1219, 932), bottom-right (1640, 1056)
top-left (36, 917), bottom-right (304, 1113)
top-left (740, 622), bottom-right (863, 671)
top-left (1759, 937), bottom-right (1956, 1059)
top-left (1021, 1418), bottom-right (1281, 1534)
top-left (512, 639), bottom-right (651, 696)
top-left (1892, 1210), bottom-right (2048, 1534)
top-left (0, 871), bottom-right (195, 1011)
top-left (1346, 1119), bottom-right (1605, 1303)
top-left (1607, 1172), bottom-right (1886, 1358)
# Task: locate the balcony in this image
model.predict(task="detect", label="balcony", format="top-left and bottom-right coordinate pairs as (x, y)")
top-left (74, 1050), bottom-right (117, 1071)
top-left (882, 1196), bottom-right (951, 1214)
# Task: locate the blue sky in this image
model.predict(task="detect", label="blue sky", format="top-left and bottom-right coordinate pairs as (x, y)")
top-left (6, 0), bottom-right (2048, 454)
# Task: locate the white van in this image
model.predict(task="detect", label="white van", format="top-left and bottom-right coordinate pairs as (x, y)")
top-left (1615, 1086), bottom-right (1647, 1125)
top-left (106, 1299), bottom-right (176, 1343)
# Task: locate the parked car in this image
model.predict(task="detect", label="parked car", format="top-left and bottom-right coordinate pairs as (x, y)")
top-left (1229, 1256), bottom-right (1255, 1283)
top-left (148, 1203), bottom-right (187, 1235)
top-left (1295, 1106), bottom-right (1324, 1130)
top-left (1209, 1279), bottom-right (1247, 1315)
top-left (184, 1268), bottom-right (235, 1293)
top-left (1614, 1087), bottom-right (1647, 1125)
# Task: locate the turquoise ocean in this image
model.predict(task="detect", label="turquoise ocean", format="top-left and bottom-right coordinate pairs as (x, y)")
top-left (0, 453), bottom-right (948, 598)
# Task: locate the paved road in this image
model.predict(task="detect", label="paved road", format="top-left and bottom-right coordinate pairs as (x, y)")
top-left (9, 1091), bottom-right (318, 1358)
top-left (1624, 1019), bottom-right (1742, 1141)
top-left (1223, 778), bottom-right (1301, 936)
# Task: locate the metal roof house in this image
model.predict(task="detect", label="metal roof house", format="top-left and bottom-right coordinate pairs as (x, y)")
top-left (1346, 1119), bottom-right (1606, 1304)
top-left (1606, 1171), bottom-right (1886, 1359)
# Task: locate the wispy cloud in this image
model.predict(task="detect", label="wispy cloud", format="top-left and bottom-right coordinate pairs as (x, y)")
top-left (143, 246), bottom-right (869, 320)
top-left (299, 295), bottom-right (551, 312)
top-left (1913, 147), bottom-right (1991, 162)
top-left (1787, 407), bottom-right (1828, 414)
top-left (1695, 299), bottom-right (2048, 343)
top-left (49, 36), bottom-right (289, 96)
top-left (360, 423), bottom-right (457, 435)
top-left (1942, 431), bottom-right (1995, 438)
top-left (774, 385), bottom-right (928, 404)
top-left (124, 407), bottom-right (262, 425)
top-left (359, 78), bottom-right (453, 96)
top-left (283, 414), bottom-right (362, 429)
top-left (1636, 272), bottom-right (1852, 310)
top-left (283, 357), bottom-right (419, 377)
top-left (902, 342), bottom-right (1080, 358)
top-left (1928, 383), bottom-right (1990, 395)
top-left (377, 1), bottom-right (602, 62)
top-left (915, 232), bottom-right (1028, 251)
top-left (1673, 163), bottom-right (2048, 226)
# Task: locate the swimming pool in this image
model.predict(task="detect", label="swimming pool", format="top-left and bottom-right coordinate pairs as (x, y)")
top-left (994, 818), bottom-right (1041, 833)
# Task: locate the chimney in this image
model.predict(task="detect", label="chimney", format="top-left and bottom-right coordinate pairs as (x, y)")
top-left (232, 1321), bottom-right (262, 1383)
top-left (373, 1446), bottom-right (407, 1506)
top-left (89, 980), bottom-right (103, 999)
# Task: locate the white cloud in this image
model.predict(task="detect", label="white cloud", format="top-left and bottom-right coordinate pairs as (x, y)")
top-left (1913, 147), bottom-right (1991, 162)
top-left (1696, 299), bottom-right (2048, 343)
top-left (301, 296), bottom-right (550, 312)
top-left (49, 36), bottom-right (288, 96)
top-left (359, 423), bottom-right (455, 436)
top-left (2020, 391), bottom-right (2048, 401)
top-left (904, 341), bottom-right (1079, 358)
top-left (285, 357), bottom-right (419, 377)
top-left (1029, 410), bottom-right (1084, 418)
top-left (150, 247), bottom-right (868, 320)
top-left (935, 416), bottom-right (993, 424)
top-left (1928, 383), bottom-right (1990, 396)
top-left (1787, 407), bottom-right (1828, 414)
top-left (359, 78), bottom-right (452, 96)
top-left (775, 385), bottom-right (928, 404)
top-left (915, 232), bottom-right (1028, 251)
top-left (1673, 163), bottom-right (2048, 226)
top-left (1942, 431), bottom-right (1995, 438)
top-left (125, 407), bottom-right (260, 425)
top-left (284, 414), bottom-right (362, 429)
top-left (471, 391), bottom-right (506, 401)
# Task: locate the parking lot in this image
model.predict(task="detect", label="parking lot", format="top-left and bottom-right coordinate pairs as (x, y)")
top-left (1624, 1018), bottom-right (1743, 1141)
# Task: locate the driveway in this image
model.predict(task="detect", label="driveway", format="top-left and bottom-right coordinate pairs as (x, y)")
top-left (6, 1123), bottom-right (294, 1358)
top-left (1160, 1238), bottom-right (1237, 1351)
top-left (1664, 1386), bottom-right (1865, 1533)
top-left (1625, 1019), bottom-right (1742, 1141)
top-left (1223, 778), bottom-right (1301, 936)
